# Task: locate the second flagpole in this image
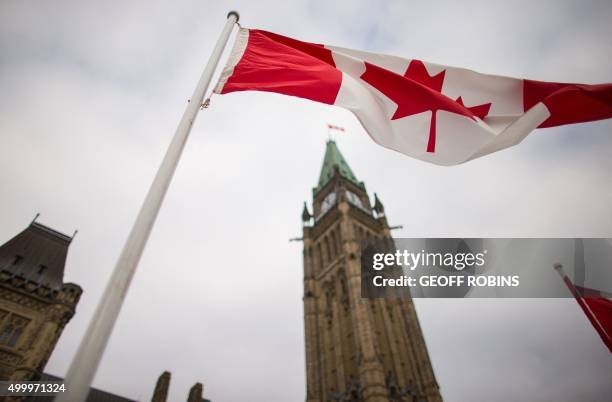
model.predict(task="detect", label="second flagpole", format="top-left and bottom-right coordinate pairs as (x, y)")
top-left (55, 11), bottom-right (239, 402)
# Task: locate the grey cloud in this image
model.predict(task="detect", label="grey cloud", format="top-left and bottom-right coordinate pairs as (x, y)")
top-left (1, 1), bottom-right (611, 401)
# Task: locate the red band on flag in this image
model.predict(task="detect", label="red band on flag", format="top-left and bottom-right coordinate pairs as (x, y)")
top-left (523, 80), bottom-right (612, 127)
top-left (221, 30), bottom-right (342, 105)
top-left (560, 275), bottom-right (612, 353)
top-left (583, 296), bottom-right (612, 345)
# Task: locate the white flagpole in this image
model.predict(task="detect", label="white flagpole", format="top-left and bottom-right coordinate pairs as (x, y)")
top-left (55, 11), bottom-right (239, 402)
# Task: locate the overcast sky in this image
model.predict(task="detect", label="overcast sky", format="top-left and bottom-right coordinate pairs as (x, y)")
top-left (1, 1), bottom-right (611, 401)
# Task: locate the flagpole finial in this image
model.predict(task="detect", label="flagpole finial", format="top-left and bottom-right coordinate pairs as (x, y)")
top-left (553, 263), bottom-right (566, 278)
top-left (227, 11), bottom-right (240, 22)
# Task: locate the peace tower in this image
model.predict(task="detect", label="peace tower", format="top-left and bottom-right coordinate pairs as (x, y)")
top-left (301, 140), bottom-right (442, 402)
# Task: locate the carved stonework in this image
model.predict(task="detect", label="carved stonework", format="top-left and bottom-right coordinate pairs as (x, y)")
top-left (45, 305), bottom-right (73, 326)
top-left (0, 349), bottom-right (22, 366)
top-left (0, 287), bottom-right (48, 312)
top-left (0, 222), bottom-right (81, 382)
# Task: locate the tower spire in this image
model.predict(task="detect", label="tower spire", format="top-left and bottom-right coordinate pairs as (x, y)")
top-left (317, 140), bottom-right (360, 191)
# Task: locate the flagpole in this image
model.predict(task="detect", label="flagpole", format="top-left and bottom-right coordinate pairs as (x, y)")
top-left (55, 11), bottom-right (239, 402)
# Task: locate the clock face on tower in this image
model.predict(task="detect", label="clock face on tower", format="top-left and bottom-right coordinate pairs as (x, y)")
top-left (345, 190), bottom-right (363, 209)
top-left (319, 191), bottom-right (337, 218)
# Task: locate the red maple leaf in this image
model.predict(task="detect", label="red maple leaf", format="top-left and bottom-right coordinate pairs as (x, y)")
top-left (360, 60), bottom-right (491, 153)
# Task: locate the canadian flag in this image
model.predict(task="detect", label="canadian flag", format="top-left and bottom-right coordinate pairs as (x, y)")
top-left (214, 29), bottom-right (612, 165)
top-left (554, 262), bottom-right (612, 353)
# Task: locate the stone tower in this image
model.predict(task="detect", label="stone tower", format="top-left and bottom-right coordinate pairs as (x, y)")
top-left (150, 370), bottom-right (211, 402)
top-left (151, 371), bottom-right (171, 402)
top-left (0, 220), bottom-right (82, 381)
top-left (301, 141), bottom-right (442, 402)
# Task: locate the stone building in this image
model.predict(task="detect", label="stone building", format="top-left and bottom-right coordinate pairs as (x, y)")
top-left (0, 220), bottom-right (81, 382)
top-left (0, 222), bottom-right (211, 401)
top-left (301, 141), bottom-right (442, 402)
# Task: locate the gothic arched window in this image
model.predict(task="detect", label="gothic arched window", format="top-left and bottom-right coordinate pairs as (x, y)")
top-left (0, 314), bottom-right (30, 348)
top-left (316, 243), bottom-right (323, 269)
top-left (334, 229), bottom-right (342, 256)
top-left (330, 229), bottom-right (339, 257)
top-left (324, 236), bottom-right (332, 265)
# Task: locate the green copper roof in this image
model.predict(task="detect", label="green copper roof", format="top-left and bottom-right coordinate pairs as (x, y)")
top-left (317, 140), bottom-right (360, 190)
